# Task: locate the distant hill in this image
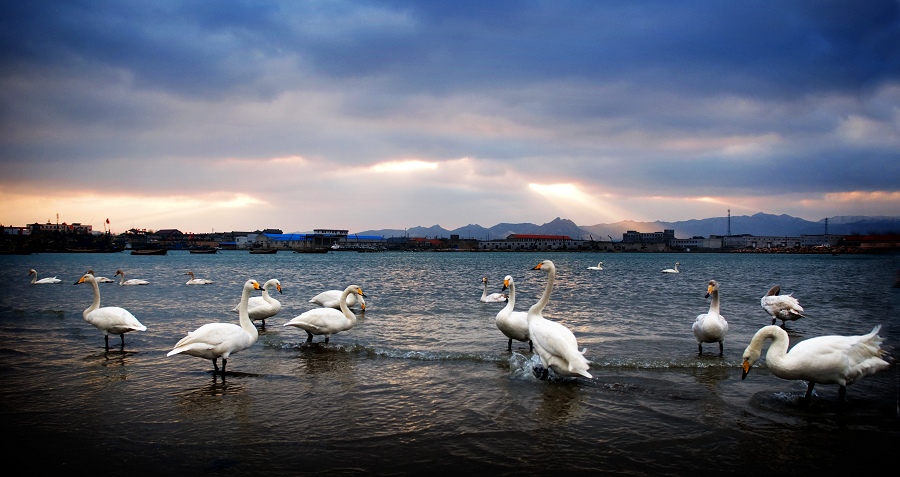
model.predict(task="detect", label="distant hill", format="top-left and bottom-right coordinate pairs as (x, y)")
top-left (354, 213), bottom-right (900, 240)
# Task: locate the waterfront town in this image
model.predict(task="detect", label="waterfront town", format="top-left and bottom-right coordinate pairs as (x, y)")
top-left (1, 220), bottom-right (898, 255)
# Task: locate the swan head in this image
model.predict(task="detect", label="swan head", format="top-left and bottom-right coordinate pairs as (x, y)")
top-left (482, 277), bottom-right (488, 284)
top-left (274, 280), bottom-right (282, 294)
top-left (28, 269), bottom-right (36, 276)
top-left (705, 280), bottom-right (718, 299)
top-left (245, 279), bottom-right (263, 291)
top-left (741, 349), bottom-right (761, 380)
top-left (532, 259), bottom-right (555, 273)
top-left (765, 285), bottom-right (781, 297)
top-left (75, 273), bottom-right (95, 285)
top-left (502, 275), bottom-right (513, 291)
top-left (115, 269), bottom-right (124, 277)
top-left (86, 269), bottom-right (95, 275)
top-left (185, 271), bottom-right (195, 277)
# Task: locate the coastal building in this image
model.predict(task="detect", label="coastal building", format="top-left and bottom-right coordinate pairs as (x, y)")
top-left (478, 234), bottom-right (581, 251)
top-left (622, 229), bottom-right (675, 243)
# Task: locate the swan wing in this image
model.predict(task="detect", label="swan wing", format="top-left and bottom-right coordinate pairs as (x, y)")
top-left (530, 318), bottom-right (591, 378)
top-left (85, 307), bottom-right (147, 334)
top-left (168, 323), bottom-right (243, 355)
top-left (496, 310), bottom-right (529, 341)
top-left (283, 308), bottom-right (350, 334)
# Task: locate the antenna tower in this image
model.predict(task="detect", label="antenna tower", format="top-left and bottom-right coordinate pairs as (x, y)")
top-left (727, 209), bottom-right (731, 237)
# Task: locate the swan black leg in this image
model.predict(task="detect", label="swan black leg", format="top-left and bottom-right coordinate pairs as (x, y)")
top-left (772, 318), bottom-right (776, 325)
top-left (697, 343), bottom-right (703, 356)
top-left (305, 331), bottom-right (313, 343)
top-left (507, 338), bottom-right (512, 352)
top-left (120, 334), bottom-right (126, 350)
top-left (221, 358), bottom-right (227, 375)
top-left (838, 385), bottom-right (847, 404)
top-left (260, 319), bottom-right (266, 329)
top-left (804, 381), bottom-right (816, 402)
top-left (212, 358), bottom-right (220, 374)
top-left (528, 340), bottom-right (533, 352)
top-left (718, 342), bottom-right (724, 356)
top-left (104, 335), bottom-right (110, 351)
top-left (324, 336), bottom-right (330, 344)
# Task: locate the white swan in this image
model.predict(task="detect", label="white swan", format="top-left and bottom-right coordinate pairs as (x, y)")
top-left (115, 269), bottom-right (149, 286)
top-left (692, 279), bottom-right (729, 356)
top-left (527, 260), bottom-right (592, 380)
top-left (167, 279), bottom-right (263, 375)
top-left (284, 285), bottom-right (366, 343)
top-left (233, 278), bottom-right (282, 327)
top-left (75, 273), bottom-right (146, 350)
top-left (760, 285), bottom-right (805, 326)
top-left (185, 271), bottom-right (213, 285)
top-left (495, 275), bottom-right (531, 352)
top-left (587, 262), bottom-right (604, 270)
top-left (662, 262), bottom-right (680, 273)
top-left (741, 324), bottom-right (891, 403)
top-left (480, 277), bottom-right (507, 303)
top-left (29, 269), bottom-right (61, 284)
top-left (309, 288), bottom-right (366, 311)
top-left (86, 269), bottom-right (114, 283)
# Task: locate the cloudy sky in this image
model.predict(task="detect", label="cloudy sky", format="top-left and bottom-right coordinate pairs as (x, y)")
top-left (2, 1), bottom-right (899, 234)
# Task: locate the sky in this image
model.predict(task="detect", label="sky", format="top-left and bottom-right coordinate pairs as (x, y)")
top-left (1, 0), bottom-right (899, 235)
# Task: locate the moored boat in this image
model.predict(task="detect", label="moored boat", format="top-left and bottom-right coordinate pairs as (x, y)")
top-left (131, 248), bottom-right (168, 255)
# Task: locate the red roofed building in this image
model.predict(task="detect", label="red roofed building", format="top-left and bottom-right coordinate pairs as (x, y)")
top-left (479, 234), bottom-right (578, 251)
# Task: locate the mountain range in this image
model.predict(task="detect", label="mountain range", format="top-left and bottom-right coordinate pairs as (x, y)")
top-left (353, 213), bottom-right (900, 241)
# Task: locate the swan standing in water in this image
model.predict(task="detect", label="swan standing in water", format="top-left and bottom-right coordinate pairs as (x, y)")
top-left (692, 280), bottom-right (729, 356)
top-left (167, 279), bottom-right (263, 375)
top-left (75, 273), bottom-right (146, 351)
top-left (662, 262), bottom-right (680, 273)
top-left (115, 269), bottom-right (149, 286)
top-left (741, 324), bottom-right (890, 404)
top-left (284, 285), bottom-right (366, 343)
top-left (233, 278), bottom-right (282, 328)
top-left (480, 277), bottom-right (507, 303)
top-left (587, 262), bottom-right (604, 270)
top-left (309, 288), bottom-right (366, 311)
top-left (527, 260), bottom-right (592, 380)
top-left (495, 275), bottom-right (532, 352)
top-left (185, 271), bottom-right (213, 285)
top-left (29, 269), bottom-right (61, 284)
top-left (86, 269), bottom-right (114, 283)
top-left (760, 285), bottom-right (805, 326)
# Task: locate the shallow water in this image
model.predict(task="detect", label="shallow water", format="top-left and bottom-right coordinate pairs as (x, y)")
top-left (1, 251), bottom-right (898, 475)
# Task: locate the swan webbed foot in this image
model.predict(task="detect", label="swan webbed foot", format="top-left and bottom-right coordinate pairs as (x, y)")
top-left (532, 364), bottom-right (549, 380)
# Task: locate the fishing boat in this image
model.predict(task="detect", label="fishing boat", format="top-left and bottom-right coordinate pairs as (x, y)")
top-left (131, 248), bottom-right (167, 255)
top-left (189, 248), bottom-right (218, 254)
top-left (249, 248), bottom-right (277, 254)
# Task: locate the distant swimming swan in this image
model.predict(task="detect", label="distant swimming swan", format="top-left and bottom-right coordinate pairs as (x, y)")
top-left (587, 262), bottom-right (604, 270)
top-left (86, 269), bottom-right (114, 283)
top-left (29, 269), bottom-right (61, 284)
top-left (480, 277), bottom-right (507, 303)
top-left (115, 269), bottom-right (149, 286)
top-left (185, 271), bottom-right (213, 285)
top-left (662, 262), bottom-right (680, 273)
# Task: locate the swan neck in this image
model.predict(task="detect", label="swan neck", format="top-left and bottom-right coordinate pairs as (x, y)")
top-left (506, 281), bottom-right (515, 308)
top-left (529, 266), bottom-right (555, 318)
top-left (85, 279), bottom-right (101, 317)
top-left (340, 288), bottom-right (357, 323)
top-left (709, 290), bottom-right (720, 315)
top-left (238, 285), bottom-right (258, 337)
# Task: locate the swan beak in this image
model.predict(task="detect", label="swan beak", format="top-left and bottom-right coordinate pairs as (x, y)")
top-left (357, 288), bottom-right (367, 297)
top-left (254, 282), bottom-right (263, 290)
top-left (74, 276), bottom-right (86, 285)
top-left (704, 285), bottom-right (713, 298)
top-left (741, 359), bottom-right (751, 380)
top-left (276, 284), bottom-right (283, 294)
top-left (502, 278), bottom-right (510, 291)
top-left (532, 263), bottom-right (543, 270)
